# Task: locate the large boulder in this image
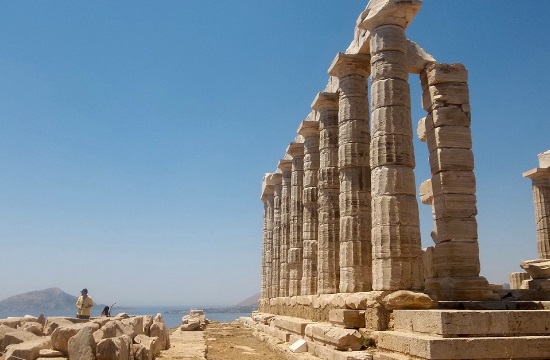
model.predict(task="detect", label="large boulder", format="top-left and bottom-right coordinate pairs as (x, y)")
top-left (92, 320), bottom-right (133, 343)
top-left (121, 316), bottom-right (144, 338)
top-left (134, 334), bottom-right (158, 359)
top-left (96, 334), bottom-right (132, 360)
top-left (142, 315), bottom-right (153, 336)
top-left (43, 317), bottom-right (74, 336)
top-left (19, 321), bottom-right (44, 336)
top-left (68, 326), bottom-right (96, 360)
top-left (51, 323), bottom-right (100, 354)
top-left (132, 343), bottom-right (150, 360)
top-left (2, 329), bottom-right (40, 352)
top-left (150, 322), bottom-right (170, 351)
top-left (2, 337), bottom-right (50, 360)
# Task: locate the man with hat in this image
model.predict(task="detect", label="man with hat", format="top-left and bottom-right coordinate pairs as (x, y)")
top-left (76, 288), bottom-right (94, 319)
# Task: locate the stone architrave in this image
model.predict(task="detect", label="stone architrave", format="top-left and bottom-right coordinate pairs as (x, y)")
top-left (523, 151), bottom-right (550, 259)
top-left (360, 1), bottom-right (423, 291)
top-left (312, 92), bottom-right (341, 294)
top-left (329, 52), bottom-right (373, 293)
top-left (287, 142), bottom-right (305, 296)
top-left (420, 63), bottom-right (491, 300)
top-left (278, 159), bottom-right (293, 297)
top-left (298, 120), bottom-right (321, 295)
top-left (260, 173), bottom-right (276, 299)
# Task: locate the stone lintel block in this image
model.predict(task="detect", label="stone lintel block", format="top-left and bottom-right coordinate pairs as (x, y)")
top-left (309, 341), bottom-right (373, 360)
top-left (432, 106), bottom-right (470, 127)
top-left (381, 290), bottom-right (436, 310)
top-left (429, 148), bottom-right (474, 173)
top-left (417, 116), bottom-right (426, 142)
top-left (329, 52), bottom-right (371, 78)
top-left (372, 164), bottom-right (418, 198)
top-left (371, 106), bottom-right (412, 138)
top-left (422, 63), bottom-right (468, 89)
top-left (287, 142), bottom-right (305, 157)
top-left (523, 167), bottom-right (550, 180)
top-left (539, 150), bottom-right (550, 168)
top-left (371, 195), bottom-right (420, 227)
top-left (278, 159), bottom-right (293, 173)
top-left (312, 92), bottom-right (339, 112)
top-left (274, 316), bottom-right (312, 336)
top-left (364, 304), bottom-right (389, 331)
top-left (393, 309), bottom-right (550, 337)
top-left (375, 329), bottom-right (550, 359)
top-left (433, 218), bottom-right (478, 243)
top-left (407, 39), bottom-right (436, 74)
top-left (431, 171), bottom-right (476, 196)
top-left (359, 0), bottom-right (422, 31)
top-left (433, 193), bottom-right (477, 219)
top-left (432, 242), bottom-right (481, 278)
top-left (298, 120), bottom-right (320, 138)
top-left (426, 125), bottom-right (472, 153)
top-left (370, 134), bottom-right (415, 168)
top-left (419, 179), bottom-right (432, 205)
top-left (371, 78), bottom-right (411, 109)
top-left (329, 309), bottom-right (366, 329)
top-left (428, 82), bottom-right (470, 106)
top-left (370, 50), bottom-right (408, 81)
top-left (305, 323), bottom-right (363, 351)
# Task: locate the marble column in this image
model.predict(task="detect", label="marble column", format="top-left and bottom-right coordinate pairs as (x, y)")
top-left (361, 10), bottom-right (423, 291)
top-left (328, 52), bottom-right (373, 293)
top-left (260, 174), bottom-right (275, 299)
top-left (312, 92), bottom-right (340, 294)
top-left (523, 151), bottom-right (550, 259)
top-left (420, 63), bottom-right (491, 300)
top-left (299, 120), bottom-right (321, 295)
top-left (287, 142), bottom-right (305, 296)
top-left (271, 173), bottom-right (283, 298)
top-left (278, 159), bottom-right (293, 297)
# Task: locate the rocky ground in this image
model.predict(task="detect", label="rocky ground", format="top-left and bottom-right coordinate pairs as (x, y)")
top-left (158, 321), bottom-right (318, 360)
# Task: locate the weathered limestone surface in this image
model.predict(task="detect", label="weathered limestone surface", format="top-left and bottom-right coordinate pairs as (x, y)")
top-left (271, 174), bottom-right (283, 298)
top-left (367, 20), bottom-right (423, 291)
top-left (279, 159), bottom-right (293, 297)
top-left (329, 52), bottom-right (373, 294)
top-left (312, 92), bottom-right (341, 295)
top-left (299, 120), bottom-right (321, 296)
top-left (261, 173), bottom-right (276, 299)
top-left (288, 142), bottom-right (305, 296)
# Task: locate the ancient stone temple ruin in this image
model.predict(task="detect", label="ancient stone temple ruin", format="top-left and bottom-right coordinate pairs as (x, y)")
top-left (246, 1), bottom-right (550, 359)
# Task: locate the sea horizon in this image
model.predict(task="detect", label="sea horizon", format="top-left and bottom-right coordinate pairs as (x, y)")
top-left (0, 305), bottom-right (254, 328)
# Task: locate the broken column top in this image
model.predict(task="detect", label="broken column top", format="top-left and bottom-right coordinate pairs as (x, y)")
top-left (286, 142), bottom-right (305, 157)
top-left (358, 0), bottom-right (422, 31)
top-left (297, 120), bottom-right (320, 137)
top-left (523, 149), bottom-right (550, 180)
top-left (311, 92), bottom-right (338, 112)
top-left (328, 52), bottom-right (371, 77)
top-left (277, 159), bottom-right (293, 172)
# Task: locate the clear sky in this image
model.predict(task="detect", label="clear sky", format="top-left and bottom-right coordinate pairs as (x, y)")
top-left (0, 1), bottom-right (548, 307)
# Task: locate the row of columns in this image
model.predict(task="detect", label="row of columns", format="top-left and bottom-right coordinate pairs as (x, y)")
top-left (260, 0), bottom-right (489, 301)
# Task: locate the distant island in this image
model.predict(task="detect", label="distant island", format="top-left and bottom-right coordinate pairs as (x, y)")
top-left (0, 287), bottom-right (107, 312)
top-left (0, 287), bottom-right (259, 314)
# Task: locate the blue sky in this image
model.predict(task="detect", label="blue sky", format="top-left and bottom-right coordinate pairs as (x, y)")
top-left (0, 1), bottom-right (548, 307)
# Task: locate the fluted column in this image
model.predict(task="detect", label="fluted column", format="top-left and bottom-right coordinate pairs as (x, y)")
top-left (299, 120), bottom-right (321, 295)
top-left (329, 52), bottom-right (372, 293)
top-left (288, 142), bottom-right (305, 296)
top-left (524, 151), bottom-right (550, 259)
top-left (361, 5), bottom-right (423, 291)
top-left (260, 174), bottom-right (276, 299)
top-left (312, 92), bottom-right (340, 294)
top-left (420, 63), bottom-right (491, 299)
top-left (278, 159), bottom-right (293, 297)
top-left (271, 173), bottom-right (283, 297)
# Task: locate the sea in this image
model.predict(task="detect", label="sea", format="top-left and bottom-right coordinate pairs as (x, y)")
top-left (0, 306), bottom-right (253, 329)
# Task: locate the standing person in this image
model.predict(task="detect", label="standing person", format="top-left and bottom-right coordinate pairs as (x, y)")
top-left (76, 288), bottom-right (94, 319)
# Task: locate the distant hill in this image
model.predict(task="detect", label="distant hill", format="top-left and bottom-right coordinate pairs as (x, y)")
top-left (0, 287), bottom-right (103, 312)
top-left (234, 293), bottom-right (260, 308)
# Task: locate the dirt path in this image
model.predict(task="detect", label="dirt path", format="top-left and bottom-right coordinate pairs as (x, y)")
top-left (204, 321), bottom-right (287, 360)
